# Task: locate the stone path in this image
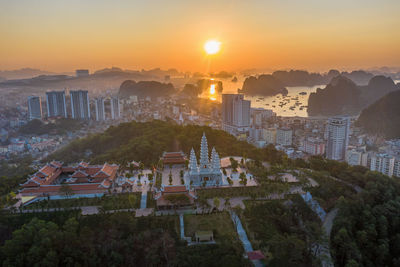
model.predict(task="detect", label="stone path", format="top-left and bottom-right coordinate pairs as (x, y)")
top-left (318, 208), bottom-right (338, 267)
top-left (135, 208), bottom-right (153, 217)
top-left (140, 190), bottom-right (147, 209)
top-left (180, 214), bottom-right (185, 239)
top-left (230, 211), bottom-right (263, 267)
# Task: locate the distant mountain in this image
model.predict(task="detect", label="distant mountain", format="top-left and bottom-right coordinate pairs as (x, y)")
top-left (210, 71), bottom-right (235, 79)
top-left (240, 69), bottom-right (375, 97)
top-left (119, 80), bottom-right (176, 98)
top-left (308, 76), bottom-right (361, 116)
top-left (0, 68), bottom-right (55, 80)
top-left (270, 69), bottom-right (374, 87)
top-left (308, 75), bottom-right (400, 116)
top-left (341, 70), bottom-right (374, 85)
top-left (272, 70), bottom-right (328, 86)
top-left (356, 90), bottom-right (400, 139)
top-left (240, 74), bottom-right (288, 96)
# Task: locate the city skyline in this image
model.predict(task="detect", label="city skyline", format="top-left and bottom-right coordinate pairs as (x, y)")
top-left (1, 0), bottom-right (400, 72)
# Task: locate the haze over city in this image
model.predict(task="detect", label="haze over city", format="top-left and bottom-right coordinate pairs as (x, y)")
top-left (1, 0), bottom-right (400, 72)
top-left (1, 1), bottom-right (400, 267)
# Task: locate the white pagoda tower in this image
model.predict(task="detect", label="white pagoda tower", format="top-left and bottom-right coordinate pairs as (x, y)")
top-left (187, 133), bottom-right (222, 186)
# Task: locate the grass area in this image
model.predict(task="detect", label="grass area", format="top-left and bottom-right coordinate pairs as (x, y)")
top-left (24, 193), bottom-right (142, 211)
top-left (184, 212), bottom-right (239, 244)
top-left (147, 191), bottom-right (156, 208)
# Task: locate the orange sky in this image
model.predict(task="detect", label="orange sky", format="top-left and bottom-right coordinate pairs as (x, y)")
top-left (1, 0), bottom-right (399, 73)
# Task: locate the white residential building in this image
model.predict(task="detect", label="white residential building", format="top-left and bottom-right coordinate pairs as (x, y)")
top-left (345, 146), bottom-right (368, 166)
top-left (70, 90), bottom-right (90, 120)
top-left (326, 117), bottom-right (350, 160)
top-left (368, 153), bottom-right (395, 177)
top-left (110, 97), bottom-right (121, 120)
top-left (46, 91), bottom-right (67, 118)
top-left (302, 137), bottom-right (325, 156)
top-left (27, 96), bottom-right (42, 120)
top-left (276, 127), bottom-right (292, 146)
top-left (94, 98), bottom-right (106, 121)
top-left (222, 94), bottom-right (251, 133)
top-left (263, 128), bottom-right (277, 145)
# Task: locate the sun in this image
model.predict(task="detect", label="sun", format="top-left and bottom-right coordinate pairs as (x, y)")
top-left (204, 40), bottom-right (221, 55)
top-left (210, 84), bottom-right (216, 95)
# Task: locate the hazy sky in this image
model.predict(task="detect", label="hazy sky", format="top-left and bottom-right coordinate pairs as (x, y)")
top-left (1, 0), bottom-right (399, 73)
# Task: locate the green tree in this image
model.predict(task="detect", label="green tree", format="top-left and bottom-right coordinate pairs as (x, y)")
top-left (169, 171), bottom-right (173, 185)
top-left (213, 197), bottom-right (220, 210)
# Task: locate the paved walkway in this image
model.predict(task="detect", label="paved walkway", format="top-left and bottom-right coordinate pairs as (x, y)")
top-left (140, 190), bottom-right (147, 209)
top-left (230, 211), bottom-right (263, 267)
top-left (135, 208), bottom-right (153, 217)
top-left (180, 214), bottom-right (185, 239)
top-left (318, 208), bottom-right (338, 267)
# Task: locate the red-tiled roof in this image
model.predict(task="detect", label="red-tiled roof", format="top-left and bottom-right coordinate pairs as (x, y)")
top-left (78, 162), bottom-right (89, 168)
top-left (163, 152), bottom-right (185, 157)
top-left (50, 161), bottom-right (63, 168)
top-left (39, 165), bottom-right (57, 176)
top-left (20, 183), bottom-right (106, 196)
top-left (101, 179), bottom-right (112, 188)
top-left (101, 164), bottom-right (114, 176)
top-left (161, 152), bottom-right (187, 164)
top-left (20, 162), bottom-right (119, 195)
top-left (163, 186), bottom-right (187, 193)
top-left (71, 170), bottom-right (88, 178)
top-left (61, 167), bottom-right (75, 172)
top-left (247, 251), bottom-right (265, 261)
top-left (21, 179), bottom-right (41, 188)
top-left (85, 167), bottom-right (102, 176)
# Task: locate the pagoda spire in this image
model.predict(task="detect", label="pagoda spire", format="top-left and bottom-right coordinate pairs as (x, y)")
top-left (211, 147), bottom-right (220, 171)
top-left (199, 133), bottom-right (209, 171)
top-left (189, 148), bottom-right (198, 174)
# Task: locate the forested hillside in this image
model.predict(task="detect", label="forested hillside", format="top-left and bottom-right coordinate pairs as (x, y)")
top-left (47, 120), bottom-right (284, 166)
top-left (356, 90), bottom-right (400, 139)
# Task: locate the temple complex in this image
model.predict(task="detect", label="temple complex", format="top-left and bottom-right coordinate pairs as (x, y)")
top-left (187, 133), bottom-right (222, 186)
top-left (20, 161), bottom-right (119, 201)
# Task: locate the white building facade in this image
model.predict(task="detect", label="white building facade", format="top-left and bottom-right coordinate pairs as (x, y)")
top-left (187, 133), bottom-right (222, 186)
top-left (326, 117), bottom-right (350, 160)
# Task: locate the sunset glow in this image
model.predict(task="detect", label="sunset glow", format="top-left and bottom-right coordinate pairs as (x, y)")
top-left (204, 40), bottom-right (221, 55)
top-left (0, 0), bottom-right (399, 72)
top-left (210, 84), bottom-right (216, 94)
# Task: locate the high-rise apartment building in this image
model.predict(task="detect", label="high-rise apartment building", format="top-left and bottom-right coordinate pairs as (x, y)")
top-left (276, 127), bottom-right (293, 146)
top-left (368, 153), bottom-right (395, 177)
top-left (94, 98), bottom-right (106, 121)
top-left (326, 117), bottom-right (350, 160)
top-left (110, 97), bottom-right (121, 120)
top-left (345, 146), bottom-right (368, 166)
top-left (46, 91), bottom-right (67, 118)
top-left (70, 90), bottom-right (90, 120)
top-left (222, 94), bottom-right (250, 132)
top-left (302, 137), bottom-right (325, 156)
top-left (263, 128), bottom-right (277, 144)
top-left (27, 96), bottom-right (42, 120)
